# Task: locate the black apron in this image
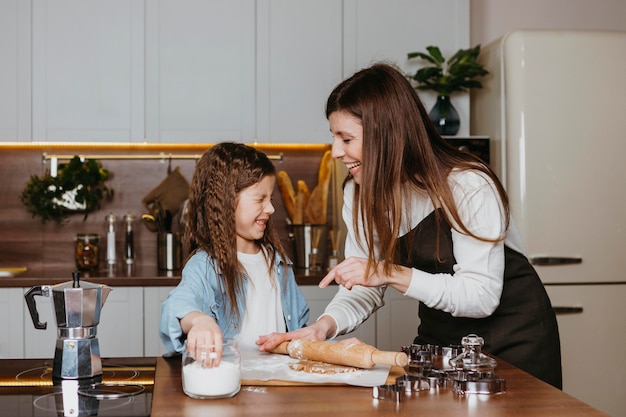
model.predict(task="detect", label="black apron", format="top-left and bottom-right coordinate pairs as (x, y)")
top-left (398, 209), bottom-right (562, 389)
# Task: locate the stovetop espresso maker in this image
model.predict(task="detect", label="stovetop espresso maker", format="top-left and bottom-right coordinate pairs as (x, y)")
top-left (25, 271), bottom-right (112, 380)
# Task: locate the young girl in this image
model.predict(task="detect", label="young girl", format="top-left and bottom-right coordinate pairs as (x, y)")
top-left (258, 64), bottom-right (562, 389)
top-left (160, 142), bottom-right (309, 362)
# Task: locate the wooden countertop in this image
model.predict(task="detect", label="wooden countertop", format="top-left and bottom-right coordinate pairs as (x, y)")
top-left (0, 264), bottom-right (325, 288)
top-left (0, 356), bottom-right (608, 416)
top-left (151, 356), bottom-right (608, 417)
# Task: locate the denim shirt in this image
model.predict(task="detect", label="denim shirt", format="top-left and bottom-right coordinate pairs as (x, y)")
top-left (159, 249), bottom-right (310, 353)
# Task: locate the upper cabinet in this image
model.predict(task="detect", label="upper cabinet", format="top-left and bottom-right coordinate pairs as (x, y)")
top-left (32, 0), bottom-right (145, 141)
top-left (0, 0), bottom-right (30, 141)
top-left (146, 0), bottom-right (343, 143)
top-left (145, 0), bottom-right (256, 142)
top-left (0, 0), bottom-right (469, 143)
top-left (254, 0), bottom-right (343, 143)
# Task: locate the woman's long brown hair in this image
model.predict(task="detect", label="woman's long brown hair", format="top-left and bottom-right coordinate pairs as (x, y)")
top-left (326, 63), bottom-right (509, 277)
top-left (185, 142), bottom-right (288, 324)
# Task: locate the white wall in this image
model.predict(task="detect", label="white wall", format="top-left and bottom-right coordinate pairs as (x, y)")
top-left (470, 0), bottom-right (626, 46)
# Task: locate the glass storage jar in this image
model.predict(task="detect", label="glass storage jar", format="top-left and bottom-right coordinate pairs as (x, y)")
top-left (182, 339), bottom-right (241, 399)
top-left (75, 233), bottom-right (100, 271)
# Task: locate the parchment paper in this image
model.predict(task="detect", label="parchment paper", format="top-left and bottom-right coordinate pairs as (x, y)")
top-left (240, 350), bottom-right (391, 387)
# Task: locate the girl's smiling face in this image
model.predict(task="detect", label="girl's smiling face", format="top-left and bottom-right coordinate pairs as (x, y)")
top-left (329, 111), bottom-right (363, 184)
top-left (234, 175), bottom-right (276, 254)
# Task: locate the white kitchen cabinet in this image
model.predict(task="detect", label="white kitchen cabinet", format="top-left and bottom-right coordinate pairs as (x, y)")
top-left (97, 286), bottom-right (144, 357)
top-left (0, 0), bottom-right (30, 141)
top-left (300, 285), bottom-right (421, 351)
top-left (143, 286), bottom-right (175, 357)
top-left (255, 0), bottom-right (343, 143)
top-left (145, 0), bottom-right (342, 144)
top-left (545, 284), bottom-right (626, 417)
top-left (0, 288), bottom-right (25, 358)
top-left (374, 287), bottom-right (420, 352)
top-left (145, 0), bottom-right (256, 143)
top-left (22, 286), bottom-right (144, 359)
top-left (31, 0), bottom-right (145, 141)
top-left (5, 1), bottom-right (469, 143)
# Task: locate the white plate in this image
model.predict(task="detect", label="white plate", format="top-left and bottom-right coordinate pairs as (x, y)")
top-left (0, 267), bottom-right (28, 277)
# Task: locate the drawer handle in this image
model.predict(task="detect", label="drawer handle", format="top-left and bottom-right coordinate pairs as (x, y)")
top-left (530, 256), bottom-right (582, 266)
top-left (552, 306), bottom-right (583, 315)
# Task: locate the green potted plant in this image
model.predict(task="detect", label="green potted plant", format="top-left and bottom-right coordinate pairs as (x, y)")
top-left (407, 44), bottom-right (488, 135)
top-left (20, 156), bottom-right (114, 225)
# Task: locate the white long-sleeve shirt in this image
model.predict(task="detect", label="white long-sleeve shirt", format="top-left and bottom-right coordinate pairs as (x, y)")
top-left (323, 169), bottom-right (527, 338)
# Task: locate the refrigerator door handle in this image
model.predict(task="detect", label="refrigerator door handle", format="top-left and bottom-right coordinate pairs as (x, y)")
top-left (529, 256), bottom-right (582, 266)
top-left (552, 306), bottom-right (584, 315)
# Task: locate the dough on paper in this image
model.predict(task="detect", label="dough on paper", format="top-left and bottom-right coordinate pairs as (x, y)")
top-left (288, 360), bottom-right (359, 375)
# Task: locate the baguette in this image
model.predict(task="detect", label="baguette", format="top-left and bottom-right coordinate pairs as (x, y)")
top-left (293, 192), bottom-right (305, 224)
top-left (305, 150), bottom-right (333, 224)
top-left (277, 171), bottom-right (296, 221)
top-left (297, 180), bottom-right (310, 218)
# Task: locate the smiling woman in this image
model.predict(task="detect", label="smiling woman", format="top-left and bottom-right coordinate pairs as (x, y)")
top-left (258, 63), bottom-right (562, 391)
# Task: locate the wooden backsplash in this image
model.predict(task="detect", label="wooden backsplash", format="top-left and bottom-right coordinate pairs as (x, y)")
top-left (0, 143), bottom-right (334, 271)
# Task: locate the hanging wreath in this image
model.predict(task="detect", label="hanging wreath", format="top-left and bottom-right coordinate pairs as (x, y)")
top-left (20, 156), bottom-right (114, 225)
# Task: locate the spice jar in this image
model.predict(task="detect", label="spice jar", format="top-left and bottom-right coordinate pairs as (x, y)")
top-left (182, 339), bottom-right (241, 399)
top-left (75, 233), bottom-right (100, 271)
top-left (123, 213), bottom-right (136, 265)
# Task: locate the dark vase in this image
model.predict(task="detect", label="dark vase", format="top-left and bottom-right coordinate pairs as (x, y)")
top-left (429, 95), bottom-right (460, 136)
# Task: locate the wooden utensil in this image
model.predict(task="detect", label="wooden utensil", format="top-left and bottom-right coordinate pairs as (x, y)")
top-left (271, 340), bottom-right (408, 369)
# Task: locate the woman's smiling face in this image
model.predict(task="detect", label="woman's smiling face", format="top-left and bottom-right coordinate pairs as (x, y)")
top-left (329, 111), bottom-right (363, 184)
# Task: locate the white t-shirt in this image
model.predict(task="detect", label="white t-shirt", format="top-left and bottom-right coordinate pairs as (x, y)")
top-left (236, 250), bottom-right (286, 351)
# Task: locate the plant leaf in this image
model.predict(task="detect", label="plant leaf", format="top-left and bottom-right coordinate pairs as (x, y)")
top-left (406, 44), bottom-right (488, 95)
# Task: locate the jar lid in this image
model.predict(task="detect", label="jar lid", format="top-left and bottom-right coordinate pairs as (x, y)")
top-left (76, 233), bottom-right (99, 242)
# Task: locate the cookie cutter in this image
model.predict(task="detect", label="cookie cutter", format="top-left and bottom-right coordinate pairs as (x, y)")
top-left (452, 378), bottom-right (506, 395)
top-left (397, 371), bottom-right (449, 392)
top-left (372, 383), bottom-right (405, 402)
top-left (373, 370), bottom-right (450, 403)
top-left (374, 334), bottom-right (507, 402)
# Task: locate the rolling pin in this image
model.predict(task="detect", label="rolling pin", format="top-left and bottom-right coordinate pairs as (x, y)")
top-left (271, 340), bottom-right (408, 369)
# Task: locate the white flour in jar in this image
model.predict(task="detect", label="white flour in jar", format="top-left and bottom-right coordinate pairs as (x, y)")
top-left (183, 361), bottom-right (241, 398)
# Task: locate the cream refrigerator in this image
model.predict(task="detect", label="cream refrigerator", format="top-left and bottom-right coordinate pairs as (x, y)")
top-left (472, 30), bottom-right (626, 417)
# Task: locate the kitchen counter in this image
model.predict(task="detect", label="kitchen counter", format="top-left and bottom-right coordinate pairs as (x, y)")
top-left (0, 356), bottom-right (608, 416)
top-left (152, 355), bottom-right (606, 417)
top-left (0, 264), bottom-right (326, 288)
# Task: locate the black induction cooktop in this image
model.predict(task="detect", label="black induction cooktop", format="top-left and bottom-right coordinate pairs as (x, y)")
top-left (0, 357), bottom-right (154, 417)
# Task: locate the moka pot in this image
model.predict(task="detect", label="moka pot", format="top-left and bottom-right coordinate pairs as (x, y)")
top-left (24, 271), bottom-right (112, 379)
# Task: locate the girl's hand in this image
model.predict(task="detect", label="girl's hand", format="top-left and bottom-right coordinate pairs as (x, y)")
top-left (182, 313), bottom-right (223, 366)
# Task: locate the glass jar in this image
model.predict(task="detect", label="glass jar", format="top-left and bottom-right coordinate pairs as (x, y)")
top-left (182, 339), bottom-right (241, 399)
top-left (75, 233), bottom-right (100, 271)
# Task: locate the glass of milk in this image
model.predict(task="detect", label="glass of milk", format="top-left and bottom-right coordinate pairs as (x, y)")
top-left (182, 339), bottom-right (241, 399)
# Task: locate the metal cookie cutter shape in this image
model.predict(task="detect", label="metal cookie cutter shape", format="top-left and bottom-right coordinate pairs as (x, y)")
top-left (396, 371), bottom-right (449, 393)
top-left (372, 383), bottom-right (405, 403)
top-left (396, 375), bottom-right (431, 393)
top-left (374, 370), bottom-right (450, 403)
top-left (452, 378), bottom-right (506, 395)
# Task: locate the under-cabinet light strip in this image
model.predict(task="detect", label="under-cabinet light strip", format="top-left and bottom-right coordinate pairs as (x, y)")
top-left (43, 152), bottom-right (283, 177)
